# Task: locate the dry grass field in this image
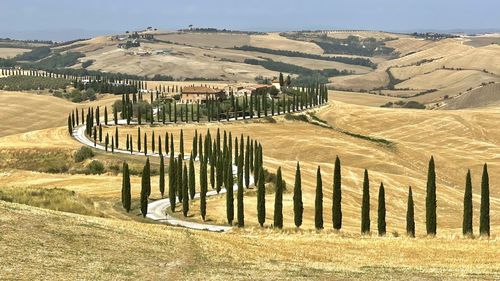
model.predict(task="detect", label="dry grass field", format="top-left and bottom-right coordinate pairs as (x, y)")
top-left (0, 47), bottom-right (29, 58)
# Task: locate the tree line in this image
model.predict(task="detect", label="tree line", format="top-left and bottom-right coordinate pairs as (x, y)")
top-left (66, 83), bottom-right (329, 134)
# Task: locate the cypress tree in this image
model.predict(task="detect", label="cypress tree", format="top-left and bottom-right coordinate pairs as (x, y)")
top-left (177, 155), bottom-right (183, 202)
top-left (406, 186), bottom-right (415, 238)
top-left (121, 162), bottom-right (131, 212)
top-left (378, 182), bottom-right (386, 236)
top-left (189, 157), bottom-right (195, 200)
top-left (158, 135), bottom-right (162, 156)
top-left (479, 163), bottom-right (490, 237)
top-left (237, 161), bottom-right (244, 227)
top-left (293, 162), bottom-right (303, 228)
top-left (274, 167), bottom-right (283, 229)
top-left (245, 136), bottom-right (250, 188)
top-left (361, 169), bottom-right (370, 234)
top-left (463, 169), bottom-right (473, 236)
top-left (137, 127), bottom-right (141, 151)
top-left (425, 156), bottom-right (437, 236)
top-left (152, 131), bottom-right (155, 153)
top-left (115, 127), bottom-right (119, 148)
top-left (67, 114), bottom-right (72, 135)
top-left (180, 129), bottom-right (184, 159)
top-left (99, 124), bottom-right (102, 142)
top-left (140, 158), bottom-right (151, 217)
top-left (104, 106), bottom-right (108, 125)
top-left (182, 164), bottom-right (189, 217)
top-left (159, 156), bottom-right (165, 198)
top-left (200, 161), bottom-right (207, 221)
top-left (257, 167), bottom-right (266, 227)
top-left (315, 166), bottom-right (324, 230)
top-left (168, 153), bottom-right (176, 212)
top-left (114, 105), bottom-right (118, 125)
top-left (226, 159), bottom-right (234, 225)
top-left (332, 156), bottom-right (342, 230)
top-left (144, 132), bottom-right (147, 156)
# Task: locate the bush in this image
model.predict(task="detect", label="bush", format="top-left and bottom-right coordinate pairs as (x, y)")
top-left (74, 146), bottom-right (94, 163)
top-left (87, 160), bottom-right (105, 175)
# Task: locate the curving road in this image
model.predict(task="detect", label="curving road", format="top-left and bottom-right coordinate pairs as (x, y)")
top-left (73, 121), bottom-right (254, 232)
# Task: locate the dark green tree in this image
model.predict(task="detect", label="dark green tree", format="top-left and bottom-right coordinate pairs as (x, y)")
top-left (189, 157), bottom-right (196, 200)
top-left (159, 156), bottom-right (165, 198)
top-left (293, 162), bottom-right (303, 228)
top-left (237, 162), bottom-right (244, 228)
top-left (406, 186), bottom-right (415, 238)
top-left (462, 169), bottom-right (473, 236)
top-left (425, 156), bottom-right (437, 236)
top-left (257, 167), bottom-right (266, 227)
top-left (479, 163), bottom-right (490, 237)
top-left (332, 156), bottom-right (342, 230)
top-left (200, 161), bottom-right (207, 221)
top-left (377, 182), bottom-right (386, 236)
top-left (274, 167), bottom-right (283, 229)
top-left (315, 166), bottom-right (323, 230)
top-left (121, 162), bottom-right (131, 212)
top-left (361, 169), bottom-right (370, 234)
top-left (182, 164), bottom-right (189, 217)
top-left (168, 153), bottom-right (176, 212)
top-left (226, 160), bottom-right (234, 225)
top-left (140, 158), bottom-right (151, 217)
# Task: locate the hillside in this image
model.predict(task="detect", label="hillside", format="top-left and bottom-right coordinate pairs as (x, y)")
top-left (2, 30), bottom-right (499, 108)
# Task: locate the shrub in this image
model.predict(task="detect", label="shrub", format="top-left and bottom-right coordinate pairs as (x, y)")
top-left (87, 160), bottom-right (105, 175)
top-left (74, 146), bottom-right (94, 163)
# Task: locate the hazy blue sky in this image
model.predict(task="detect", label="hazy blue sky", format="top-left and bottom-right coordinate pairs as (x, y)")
top-left (1, 0), bottom-right (499, 40)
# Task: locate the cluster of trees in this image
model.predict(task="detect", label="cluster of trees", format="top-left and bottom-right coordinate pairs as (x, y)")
top-left (120, 128), bottom-right (265, 226)
top-left (0, 75), bottom-right (70, 91)
top-left (73, 79), bottom-right (138, 95)
top-left (112, 83), bottom-right (328, 126)
top-left (312, 35), bottom-right (396, 57)
top-left (244, 59), bottom-right (352, 79)
top-left (234, 45), bottom-right (377, 69)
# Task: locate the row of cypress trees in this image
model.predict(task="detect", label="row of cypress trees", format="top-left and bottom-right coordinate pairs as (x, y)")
top-left (119, 138), bottom-right (492, 236)
top-left (69, 84), bottom-right (328, 136)
top-left (288, 156), bottom-right (491, 237)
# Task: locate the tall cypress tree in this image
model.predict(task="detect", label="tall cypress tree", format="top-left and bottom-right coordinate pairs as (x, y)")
top-left (189, 157), bottom-right (196, 200)
top-left (169, 153), bottom-right (176, 212)
top-left (159, 156), bottom-right (165, 198)
top-left (177, 155), bottom-right (183, 202)
top-left (180, 129), bottom-right (184, 159)
top-left (462, 169), bottom-right (473, 236)
top-left (274, 167), bottom-right (283, 229)
top-left (226, 159), bottom-right (234, 225)
top-left (182, 164), bottom-right (189, 217)
top-left (293, 162), bottom-right (303, 228)
top-left (406, 186), bottom-right (415, 238)
top-left (257, 167), bottom-right (266, 227)
top-left (245, 136), bottom-right (250, 188)
top-left (115, 127), bottom-right (119, 148)
top-left (479, 163), bottom-right (490, 237)
top-left (315, 166), bottom-right (324, 230)
top-left (377, 182), bottom-right (386, 236)
top-left (121, 162), bottom-right (131, 212)
top-left (140, 158), bottom-right (151, 217)
top-left (332, 156), bottom-right (342, 230)
top-left (361, 169), bottom-right (370, 234)
top-left (237, 163), bottom-right (244, 227)
top-left (200, 161), bottom-right (207, 221)
top-left (425, 156), bottom-right (437, 236)
top-left (144, 132), bottom-right (148, 156)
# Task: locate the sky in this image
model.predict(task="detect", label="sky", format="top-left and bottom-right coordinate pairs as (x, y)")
top-left (0, 0), bottom-right (499, 41)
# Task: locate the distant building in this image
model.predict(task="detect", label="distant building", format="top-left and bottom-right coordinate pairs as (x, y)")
top-left (236, 84), bottom-right (273, 96)
top-left (180, 86), bottom-right (226, 104)
top-left (271, 78), bottom-right (281, 90)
